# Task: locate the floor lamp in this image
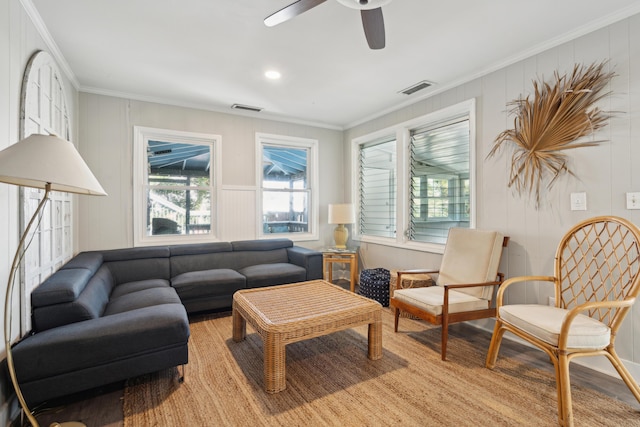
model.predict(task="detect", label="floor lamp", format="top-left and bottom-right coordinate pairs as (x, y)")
top-left (0, 134), bottom-right (106, 427)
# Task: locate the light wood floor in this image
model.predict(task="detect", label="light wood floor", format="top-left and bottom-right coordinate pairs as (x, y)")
top-left (31, 281), bottom-right (640, 427)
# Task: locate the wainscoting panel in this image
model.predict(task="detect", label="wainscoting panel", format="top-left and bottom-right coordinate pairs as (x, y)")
top-left (220, 186), bottom-right (257, 242)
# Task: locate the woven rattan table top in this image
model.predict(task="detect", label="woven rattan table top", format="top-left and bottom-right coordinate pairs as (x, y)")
top-left (233, 279), bottom-right (381, 331)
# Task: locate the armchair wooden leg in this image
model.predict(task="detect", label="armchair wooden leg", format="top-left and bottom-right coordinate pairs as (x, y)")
top-left (394, 307), bottom-right (400, 332)
top-left (485, 320), bottom-right (506, 369)
top-left (558, 352), bottom-right (573, 427)
top-left (441, 318), bottom-right (448, 361)
top-left (604, 347), bottom-right (640, 404)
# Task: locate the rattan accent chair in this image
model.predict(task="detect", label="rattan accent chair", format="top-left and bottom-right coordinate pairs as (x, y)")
top-left (390, 228), bottom-right (508, 360)
top-left (485, 216), bottom-right (640, 427)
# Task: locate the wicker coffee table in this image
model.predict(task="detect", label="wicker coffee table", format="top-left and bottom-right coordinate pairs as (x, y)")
top-left (232, 279), bottom-right (383, 393)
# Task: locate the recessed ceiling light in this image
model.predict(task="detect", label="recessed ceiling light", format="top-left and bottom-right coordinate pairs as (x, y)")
top-left (265, 70), bottom-right (281, 80)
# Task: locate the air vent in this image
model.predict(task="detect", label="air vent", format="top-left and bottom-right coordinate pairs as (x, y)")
top-left (231, 103), bottom-right (263, 112)
top-left (399, 80), bottom-right (434, 95)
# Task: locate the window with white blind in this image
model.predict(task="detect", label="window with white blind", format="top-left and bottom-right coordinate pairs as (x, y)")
top-left (409, 118), bottom-right (470, 244)
top-left (352, 99), bottom-right (475, 250)
top-left (359, 137), bottom-right (397, 238)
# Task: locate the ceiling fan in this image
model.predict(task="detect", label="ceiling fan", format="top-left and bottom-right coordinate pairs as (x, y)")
top-left (264, 0), bottom-right (392, 50)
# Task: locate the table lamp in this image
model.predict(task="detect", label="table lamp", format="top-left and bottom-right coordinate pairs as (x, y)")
top-left (0, 134), bottom-right (107, 427)
top-left (328, 203), bottom-right (356, 249)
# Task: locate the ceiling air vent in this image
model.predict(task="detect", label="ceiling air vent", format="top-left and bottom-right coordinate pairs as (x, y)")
top-left (399, 80), bottom-right (433, 96)
top-left (231, 103), bottom-right (263, 112)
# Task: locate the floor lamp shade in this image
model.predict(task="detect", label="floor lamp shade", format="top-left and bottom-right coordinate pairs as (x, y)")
top-left (328, 204), bottom-right (356, 249)
top-left (0, 134), bottom-right (106, 195)
top-left (0, 133), bottom-right (106, 427)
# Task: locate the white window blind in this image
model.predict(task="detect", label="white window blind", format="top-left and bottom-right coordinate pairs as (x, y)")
top-left (359, 137), bottom-right (396, 238)
top-left (409, 118), bottom-right (470, 244)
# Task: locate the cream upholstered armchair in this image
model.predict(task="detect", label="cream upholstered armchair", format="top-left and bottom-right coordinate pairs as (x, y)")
top-left (485, 216), bottom-right (640, 427)
top-left (390, 228), bottom-right (507, 360)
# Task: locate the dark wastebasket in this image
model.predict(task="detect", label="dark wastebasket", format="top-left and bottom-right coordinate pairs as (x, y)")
top-left (358, 268), bottom-right (390, 307)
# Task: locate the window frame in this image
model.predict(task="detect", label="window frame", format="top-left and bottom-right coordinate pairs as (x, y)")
top-left (133, 126), bottom-right (222, 246)
top-left (256, 133), bottom-right (319, 242)
top-left (351, 98), bottom-right (476, 253)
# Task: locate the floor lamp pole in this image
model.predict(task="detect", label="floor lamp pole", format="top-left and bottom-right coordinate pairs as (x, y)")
top-left (4, 185), bottom-right (50, 427)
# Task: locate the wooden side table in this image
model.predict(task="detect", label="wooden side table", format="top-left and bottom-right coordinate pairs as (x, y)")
top-left (322, 248), bottom-right (358, 292)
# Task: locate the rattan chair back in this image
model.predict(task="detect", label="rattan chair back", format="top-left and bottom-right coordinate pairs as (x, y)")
top-left (555, 216), bottom-right (640, 330)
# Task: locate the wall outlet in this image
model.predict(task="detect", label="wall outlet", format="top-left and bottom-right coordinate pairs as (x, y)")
top-left (570, 192), bottom-right (587, 211)
top-left (627, 192), bottom-right (640, 209)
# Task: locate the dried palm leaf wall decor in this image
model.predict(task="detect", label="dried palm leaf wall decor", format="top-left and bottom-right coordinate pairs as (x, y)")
top-left (488, 61), bottom-right (615, 206)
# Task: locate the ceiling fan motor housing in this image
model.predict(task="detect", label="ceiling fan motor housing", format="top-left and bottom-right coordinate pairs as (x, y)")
top-left (336, 0), bottom-right (392, 10)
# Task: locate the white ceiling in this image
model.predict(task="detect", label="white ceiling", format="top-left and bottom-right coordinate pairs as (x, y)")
top-left (29, 0), bottom-right (640, 129)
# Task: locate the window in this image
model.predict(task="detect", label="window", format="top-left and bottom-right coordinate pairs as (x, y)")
top-left (133, 127), bottom-right (221, 246)
top-left (409, 118), bottom-right (471, 244)
top-left (359, 137), bottom-right (396, 238)
top-left (19, 51), bottom-right (72, 333)
top-left (352, 99), bottom-right (475, 250)
top-left (257, 133), bottom-right (318, 241)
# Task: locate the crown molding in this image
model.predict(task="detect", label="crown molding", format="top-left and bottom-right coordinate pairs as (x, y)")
top-left (20, 0), bottom-right (80, 90)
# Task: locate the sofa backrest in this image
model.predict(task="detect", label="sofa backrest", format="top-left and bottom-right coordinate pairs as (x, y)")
top-left (101, 246), bottom-right (171, 285)
top-left (169, 239), bottom-right (293, 277)
top-left (169, 242), bottom-right (234, 277)
top-left (31, 252), bottom-right (115, 331)
top-left (228, 239), bottom-right (292, 270)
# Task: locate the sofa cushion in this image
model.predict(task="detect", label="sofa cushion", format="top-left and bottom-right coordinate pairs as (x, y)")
top-left (103, 286), bottom-right (181, 316)
top-left (239, 263), bottom-right (307, 288)
top-left (110, 279), bottom-right (171, 299)
top-left (171, 268), bottom-right (246, 300)
top-left (392, 286), bottom-right (489, 316)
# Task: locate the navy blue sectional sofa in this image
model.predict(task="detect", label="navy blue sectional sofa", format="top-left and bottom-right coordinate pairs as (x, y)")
top-left (11, 238), bottom-right (322, 405)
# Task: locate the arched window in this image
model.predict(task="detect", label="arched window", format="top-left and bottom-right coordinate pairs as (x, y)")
top-left (19, 50), bottom-right (72, 333)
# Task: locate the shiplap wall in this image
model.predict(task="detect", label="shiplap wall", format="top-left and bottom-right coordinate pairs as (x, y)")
top-left (220, 186), bottom-right (257, 241)
top-left (345, 14), bottom-right (640, 377)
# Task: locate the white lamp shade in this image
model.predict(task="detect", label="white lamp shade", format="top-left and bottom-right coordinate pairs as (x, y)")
top-left (0, 134), bottom-right (106, 196)
top-left (328, 203), bottom-right (356, 224)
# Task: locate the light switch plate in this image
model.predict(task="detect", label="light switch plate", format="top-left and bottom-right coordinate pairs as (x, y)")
top-left (627, 192), bottom-right (640, 209)
top-left (570, 192), bottom-right (587, 211)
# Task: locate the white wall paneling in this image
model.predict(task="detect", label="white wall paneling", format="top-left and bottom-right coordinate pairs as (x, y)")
top-left (220, 186), bottom-right (257, 242)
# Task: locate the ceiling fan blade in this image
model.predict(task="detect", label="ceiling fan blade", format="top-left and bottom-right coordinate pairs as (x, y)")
top-left (361, 8), bottom-right (385, 50)
top-left (264, 0), bottom-right (327, 27)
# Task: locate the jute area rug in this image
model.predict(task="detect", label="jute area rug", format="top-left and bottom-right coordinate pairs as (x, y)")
top-left (123, 309), bottom-right (639, 426)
